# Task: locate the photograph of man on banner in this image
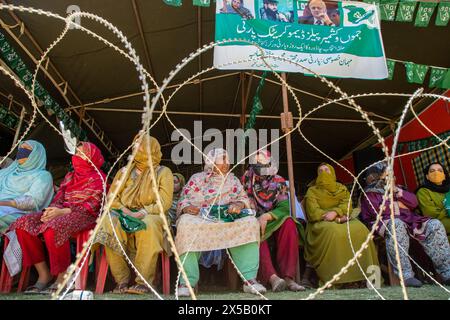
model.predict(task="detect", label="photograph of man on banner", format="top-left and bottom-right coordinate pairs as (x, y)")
top-left (298, 0), bottom-right (340, 26)
top-left (259, 0), bottom-right (294, 23)
top-left (220, 0), bottom-right (255, 19)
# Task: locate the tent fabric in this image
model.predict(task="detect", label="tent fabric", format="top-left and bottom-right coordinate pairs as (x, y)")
top-left (0, 1), bottom-right (449, 192)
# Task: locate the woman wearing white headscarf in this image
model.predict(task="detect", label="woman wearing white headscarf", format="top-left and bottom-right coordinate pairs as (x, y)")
top-left (175, 148), bottom-right (265, 296)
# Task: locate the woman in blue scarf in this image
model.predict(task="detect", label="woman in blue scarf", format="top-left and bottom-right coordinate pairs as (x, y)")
top-left (0, 140), bottom-right (54, 233)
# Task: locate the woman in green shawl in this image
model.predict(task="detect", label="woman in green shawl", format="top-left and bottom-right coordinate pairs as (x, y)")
top-left (416, 162), bottom-right (450, 241)
top-left (304, 163), bottom-right (379, 287)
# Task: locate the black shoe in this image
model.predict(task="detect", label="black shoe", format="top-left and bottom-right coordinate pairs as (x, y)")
top-left (404, 277), bottom-right (423, 288)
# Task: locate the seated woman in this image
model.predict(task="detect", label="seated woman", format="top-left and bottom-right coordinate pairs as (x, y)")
top-left (416, 162), bottom-right (450, 241)
top-left (0, 140), bottom-right (53, 234)
top-left (242, 150), bottom-right (305, 292)
top-left (304, 163), bottom-right (379, 288)
top-left (8, 142), bottom-right (106, 293)
top-left (175, 148), bottom-right (265, 296)
top-left (168, 173), bottom-right (186, 230)
top-left (360, 163), bottom-right (450, 287)
top-left (94, 134), bottom-right (173, 295)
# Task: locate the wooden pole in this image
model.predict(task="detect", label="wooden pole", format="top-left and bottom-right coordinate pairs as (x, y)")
top-left (281, 73), bottom-right (296, 218)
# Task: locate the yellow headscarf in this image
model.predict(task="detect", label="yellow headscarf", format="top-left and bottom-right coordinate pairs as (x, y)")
top-left (313, 163), bottom-right (338, 193)
top-left (133, 134), bottom-right (162, 171)
top-left (111, 134), bottom-right (163, 210)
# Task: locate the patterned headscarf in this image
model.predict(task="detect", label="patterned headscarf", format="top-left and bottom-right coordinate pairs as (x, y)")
top-left (54, 142), bottom-right (107, 218)
top-left (173, 173), bottom-right (186, 196)
top-left (242, 150), bottom-right (288, 214)
top-left (66, 142), bottom-right (106, 194)
top-left (176, 148), bottom-right (250, 216)
top-left (204, 148), bottom-right (229, 174)
top-left (364, 162), bottom-right (388, 194)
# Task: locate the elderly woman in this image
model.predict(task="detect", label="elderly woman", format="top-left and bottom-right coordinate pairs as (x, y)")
top-left (0, 140), bottom-right (53, 233)
top-left (175, 148), bottom-right (265, 296)
top-left (94, 134), bottom-right (173, 295)
top-left (8, 142), bottom-right (106, 293)
top-left (416, 162), bottom-right (450, 241)
top-left (360, 163), bottom-right (450, 287)
top-left (304, 163), bottom-right (379, 287)
top-left (242, 150), bottom-right (305, 292)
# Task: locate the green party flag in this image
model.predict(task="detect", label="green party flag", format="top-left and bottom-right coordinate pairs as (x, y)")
top-left (4, 114), bottom-right (18, 129)
top-left (405, 62), bottom-right (429, 84)
top-left (0, 41), bottom-right (11, 55)
top-left (245, 72), bottom-right (267, 132)
top-left (436, 1), bottom-right (450, 26)
top-left (0, 32), bottom-right (6, 45)
top-left (415, 2), bottom-right (437, 27)
top-left (442, 70), bottom-right (450, 89)
top-left (429, 67), bottom-right (448, 88)
top-left (0, 107), bottom-right (7, 121)
top-left (33, 82), bottom-right (46, 98)
top-left (386, 59), bottom-right (396, 80)
top-left (163, 0), bottom-right (182, 6)
top-left (4, 50), bottom-right (20, 70)
top-left (193, 0), bottom-right (210, 6)
top-left (379, 0), bottom-right (399, 21)
top-left (395, 0), bottom-right (417, 22)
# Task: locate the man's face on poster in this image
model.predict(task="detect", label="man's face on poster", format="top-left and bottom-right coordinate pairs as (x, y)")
top-left (267, 2), bottom-right (278, 12)
top-left (309, 0), bottom-right (327, 19)
top-left (232, 0), bottom-right (241, 10)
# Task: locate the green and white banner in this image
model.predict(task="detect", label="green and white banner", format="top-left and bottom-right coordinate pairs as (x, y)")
top-left (214, 0), bottom-right (388, 79)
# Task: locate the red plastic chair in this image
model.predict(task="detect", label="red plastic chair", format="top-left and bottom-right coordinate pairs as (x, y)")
top-left (0, 230), bottom-right (94, 293)
top-left (0, 237), bottom-right (30, 293)
top-left (95, 247), bottom-right (170, 295)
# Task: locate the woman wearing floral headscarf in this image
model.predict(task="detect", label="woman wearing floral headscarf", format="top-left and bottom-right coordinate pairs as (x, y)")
top-left (0, 140), bottom-right (53, 233)
top-left (175, 148), bottom-right (265, 296)
top-left (416, 162), bottom-right (450, 241)
top-left (94, 134), bottom-right (173, 295)
top-left (8, 142), bottom-right (106, 293)
top-left (361, 162), bottom-right (450, 287)
top-left (242, 150), bottom-right (305, 292)
top-left (305, 163), bottom-right (379, 287)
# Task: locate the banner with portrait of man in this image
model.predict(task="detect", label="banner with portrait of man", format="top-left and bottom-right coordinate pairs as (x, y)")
top-left (214, 0), bottom-right (388, 79)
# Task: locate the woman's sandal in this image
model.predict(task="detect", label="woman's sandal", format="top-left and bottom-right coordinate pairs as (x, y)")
top-left (126, 284), bottom-right (150, 295)
top-left (286, 281), bottom-right (306, 292)
top-left (112, 283), bottom-right (129, 294)
top-left (42, 282), bottom-right (61, 295)
top-left (270, 277), bottom-right (287, 292)
top-left (24, 282), bottom-right (48, 295)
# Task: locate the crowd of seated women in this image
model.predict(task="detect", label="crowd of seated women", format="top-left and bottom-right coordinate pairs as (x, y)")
top-left (0, 136), bottom-right (449, 296)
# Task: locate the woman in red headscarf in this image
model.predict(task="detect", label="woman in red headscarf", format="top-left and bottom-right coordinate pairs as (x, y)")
top-left (8, 142), bottom-right (107, 293)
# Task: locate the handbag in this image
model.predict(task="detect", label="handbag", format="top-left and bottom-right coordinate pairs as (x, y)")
top-left (200, 205), bottom-right (255, 222)
top-left (116, 209), bottom-right (147, 233)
